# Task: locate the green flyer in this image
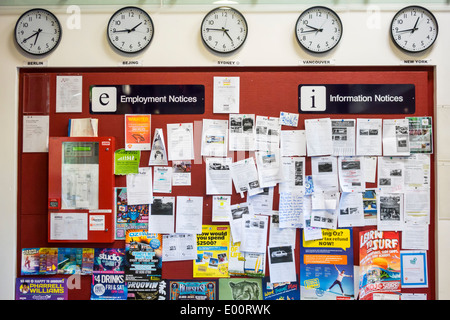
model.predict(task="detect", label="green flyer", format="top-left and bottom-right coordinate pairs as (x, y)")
top-left (114, 149), bottom-right (140, 175)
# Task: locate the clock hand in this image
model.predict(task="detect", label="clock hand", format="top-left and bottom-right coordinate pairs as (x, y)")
top-left (113, 29), bottom-right (132, 33)
top-left (223, 29), bottom-right (233, 42)
top-left (22, 28), bottom-right (42, 43)
top-left (411, 17), bottom-right (419, 33)
top-left (33, 28), bottom-right (42, 45)
top-left (206, 28), bottom-right (229, 32)
top-left (129, 22), bottom-right (142, 32)
top-left (305, 24), bottom-right (323, 32)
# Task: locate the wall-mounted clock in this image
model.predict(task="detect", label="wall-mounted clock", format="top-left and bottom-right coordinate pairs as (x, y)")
top-left (295, 6), bottom-right (343, 53)
top-left (201, 6), bottom-right (248, 54)
top-left (390, 6), bottom-right (438, 53)
top-left (107, 6), bottom-right (154, 54)
top-left (14, 8), bottom-right (62, 56)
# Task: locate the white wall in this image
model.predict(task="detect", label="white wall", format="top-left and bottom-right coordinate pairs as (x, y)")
top-left (1, 3), bottom-right (449, 300)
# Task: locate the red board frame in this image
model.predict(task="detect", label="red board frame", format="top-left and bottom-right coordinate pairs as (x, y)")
top-left (47, 136), bottom-right (115, 243)
top-left (17, 66), bottom-right (435, 300)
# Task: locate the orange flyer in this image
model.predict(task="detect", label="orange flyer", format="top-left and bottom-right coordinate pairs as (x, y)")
top-left (125, 114), bottom-right (151, 151)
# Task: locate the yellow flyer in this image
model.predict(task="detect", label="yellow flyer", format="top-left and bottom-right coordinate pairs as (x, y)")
top-left (194, 225), bottom-right (230, 278)
top-left (125, 114), bottom-right (151, 151)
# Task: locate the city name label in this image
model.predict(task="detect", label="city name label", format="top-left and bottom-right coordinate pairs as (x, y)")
top-left (298, 84), bottom-right (415, 114)
top-left (90, 84), bottom-right (205, 114)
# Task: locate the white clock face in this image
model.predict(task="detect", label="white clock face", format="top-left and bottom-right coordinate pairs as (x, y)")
top-left (107, 6), bottom-right (154, 54)
top-left (201, 7), bottom-right (248, 54)
top-left (295, 6), bottom-right (343, 53)
top-left (14, 9), bottom-right (62, 56)
top-left (390, 6), bottom-right (438, 53)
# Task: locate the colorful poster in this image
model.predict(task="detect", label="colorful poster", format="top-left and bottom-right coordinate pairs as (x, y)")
top-left (125, 229), bottom-right (163, 281)
top-left (57, 247), bottom-right (83, 274)
top-left (194, 225), bottom-right (230, 278)
top-left (125, 114), bottom-right (151, 151)
top-left (359, 229), bottom-right (401, 300)
top-left (300, 228), bottom-right (354, 300)
top-left (16, 278), bottom-right (68, 300)
top-left (21, 248), bottom-right (40, 275)
top-left (262, 276), bottom-right (300, 300)
top-left (93, 248), bottom-right (125, 274)
top-left (91, 272), bottom-right (127, 300)
top-left (218, 278), bottom-right (263, 300)
top-left (114, 187), bottom-right (149, 240)
top-left (39, 247), bottom-right (58, 275)
top-left (167, 280), bottom-right (218, 300)
top-left (127, 279), bottom-right (167, 300)
top-left (114, 149), bottom-right (140, 175)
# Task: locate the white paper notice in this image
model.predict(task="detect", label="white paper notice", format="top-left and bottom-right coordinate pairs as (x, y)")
top-left (278, 192), bottom-right (303, 229)
top-left (377, 193), bottom-right (404, 231)
top-left (23, 115), bottom-right (49, 153)
top-left (56, 75), bottom-right (82, 113)
top-left (383, 119), bottom-right (410, 156)
top-left (230, 157), bottom-right (263, 197)
top-left (248, 187), bottom-right (274, 215)
top-left (50, 212), bottom-right (88, 240)
top-left (400, 250), bottom-right (428, 288)
top-left (402, 222), bottom-right (429, 250)
top-left (305, 118), bottom-right (333, 156)
top-left (331, 119), bottom-right (356, 156)
top-left (311, 156), bottom-right (339, 193)
top-left (280, 130), bottom-right (306, 157)
top-left (205, 157), bottom-right (232, 195)
top-left (255, 116), bottom-right (281, 151)
top-left (337, 192), bottom-right (365, 227)
top-left (279, 157), bottom-right (305, 194)
top-left (162, 234), bottom-right (197, 261)
top-left (255, 149), bottom-right (283, 188)
top-left (167, 123), bottom-right (194, 160)
top-left (172, 161), bottom-right (191, 186)
top-left (229, 202), bottom-right (249, 243)
top-left (201, 119), bottom-right (228, 157)
top-left (153, 166), bottom-right (172, 193)
top-left (213, 76), bottom-right (240, 113)
top-left (149, 196), bottom-right (175, 234)
top-left (404, 189), bottom-right (430, 224)
top-left (268, 245), bottom-right (297, 284)
top-left (338, 156), bottom-right (365, 193)
top-left (269, 213), bottom-right (296, 249)
top-left (229, 114), bottom-right (255, 151)
top-left (212, 196), bottom-right (231, 222)
top-left (240, 214), bottom-right (268, 254)
top-left (364, 157), bottom-right (377, 184)
top-left (175, 196), bottom-right (203, 234)
top-left (377, 157), bottom-right (405, 193)
top-left (126, 167), bottom-right (153, 205)
top-left (356, 118), bottom-right (382, 156)
top-left (404, 154), bottom-right (430, 190)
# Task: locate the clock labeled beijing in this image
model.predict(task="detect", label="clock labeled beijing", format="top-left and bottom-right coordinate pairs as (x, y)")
top-left (201, 7), bottom-right (248, 54)
top-left (390, 6), bottom-right (438, 53)
top-left (107, 6), bottom-right (154, 54)
top-left (295, 6), bottom-right (343, 53)
top-left (14, 8), bottom-right (62, 56)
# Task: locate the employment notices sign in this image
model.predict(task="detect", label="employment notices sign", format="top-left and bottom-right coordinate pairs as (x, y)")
top-left (299, 84), bottom-right (415, 114)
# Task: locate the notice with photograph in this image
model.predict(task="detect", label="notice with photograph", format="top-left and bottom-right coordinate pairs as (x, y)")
top-left (148, 196), bottom-right (175, 234)
top-left (206, 157), bottom-right (232, 195)
top-left (255, 149), bottom-right (283, 188)
top-left (230, 157), bottom-right (263, 197)
top-left (407, 116), bottom-right (433, 154)
top-left (356, 118), bottom-right (382, 156)
top-left (311, 156), bottom-right (339, 193)
top-left (255, 116), bottom-right (281, 151)
top-left (269, 213), bottom-right (296, 249)
top-left (248, 187), bottom-right (274, 216)
top-left (302, 195), bottom-right (323, 241)
top-left (162, 233), bottom-right (197, 262)
top-left (280, 130), bottom-right (306, 157)
top-left (172, 161), bottom-right (191, 186)
top-left (305, 118), bottom-right (333, 156)
top-left (213, 76), bottom-right (240, 114)
top-left (175, 196), bottom-right (203, 234)
top-left (363, 189), bottom-right (377, 226)
top-left (337, 192), bottom-right (365, 227)
top-left (125, 114), bottom-right (151, 151)
top-left (149, 128), bottom-right (168, 166)
top-left (338, 156), bottom-right (365, 193)
top-left (331, 119), bottom-right (356, 156)
top-left (404, 154), bottom-right (430, 190)
top-left (383, 119), bottom-right (410, 156)
top-left (268, 245), bottom-right (296, 284)
top-left (377, 193), bottom-right (404, 231)
top-left (167, 123), bottom-right (194, 160)
top-left (280, 157), bottom-right (306, 194)
top-left (229, 114), bottom-right (255, 151)
top-left (240, 214), bottom-right (268, 254)
top-left (310, 191), bottom-right (339, 229)
top-left (377, 157), bottom-right (405, 193)
top-left (201, 119), bottom-right (228, 157)
top-left (229, 202), bottom-right (249, 244)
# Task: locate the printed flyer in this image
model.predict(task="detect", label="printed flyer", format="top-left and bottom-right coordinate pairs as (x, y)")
top-left (167, 280), bottom-right (218, 300)
top-left (218, 278), bottom-right (263, 300)
top-left (16, 278), bottom-right (68, 300)
top-left (125, 114), bottom-right (151, 151)
top-left (115, 187), bottom-right (149, 240)
top-left (262, 276), bottom-right (300, 300)
top-left (359, 229), bottom-right (401, 300)
top-left (194, 225), bottom-right (230, 278)
top-left (300, 228), bottom-right (354, 300)
top-left (124, 229), bottom-right (163, 281)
